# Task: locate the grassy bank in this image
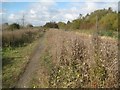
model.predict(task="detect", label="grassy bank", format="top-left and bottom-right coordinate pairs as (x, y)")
top-left (2, 28), bottom-right (44, 88)
top-left (2, 38), bottom-right (41, 88)
top-left (67, 29), bottom-right (118, 39)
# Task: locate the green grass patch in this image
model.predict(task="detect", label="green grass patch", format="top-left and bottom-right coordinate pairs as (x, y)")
top-left (71, 29), bottom-right (118, 39)
top-left (2, 39), bottom-right (39, 88)
top-left (29, 51), bottom-right (52, 88)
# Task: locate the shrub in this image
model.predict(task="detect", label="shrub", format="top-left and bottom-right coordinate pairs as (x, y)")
top-left (98, 30), bottom-right (115, 37)
top-left (27, 24), bottom-right (33, 28)
top-left (44, 22), bottom-right (59, 29)
top-left (9, 23), bottom-right (20, 30)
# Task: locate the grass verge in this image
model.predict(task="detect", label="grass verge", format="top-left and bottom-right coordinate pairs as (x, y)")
top-left (2, 38), bottom-right (40, 88)
top-left (29, 52), bottom-right (51, 88)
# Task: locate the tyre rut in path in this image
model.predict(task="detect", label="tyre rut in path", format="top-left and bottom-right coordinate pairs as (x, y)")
top-left (15, 36), bottom-right (44, 88)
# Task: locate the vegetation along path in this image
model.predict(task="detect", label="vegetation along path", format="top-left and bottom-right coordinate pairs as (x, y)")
top-left (15, 35), bottom-right (44, 88)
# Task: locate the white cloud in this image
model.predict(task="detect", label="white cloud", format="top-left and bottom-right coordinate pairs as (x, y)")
top-left (104, 2), bottom-right (118, 11)
top-left (84, 2), bottom-right (97, 14)
top-left (2, 1), bottom-right (119, 26)
top-left (65, 14), bottom-right (75, 20)
top-left (30, 9), bottom-right (36, 14)
top-left (0, 10), bottom-right (3, 15)
top-left (1, 0), bottom-right (119, 2)
top-left (9, 14), bottom-right (15, 19)
top-left (0, 8), bottom-right (7, 15)
top-left (78, 0), bottom-right (119, 2)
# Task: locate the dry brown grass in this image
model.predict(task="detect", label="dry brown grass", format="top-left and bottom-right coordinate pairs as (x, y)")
top-left (42, 29), bottom-right (118, 88)
top-left (2, 28), bottom-right (41, 47)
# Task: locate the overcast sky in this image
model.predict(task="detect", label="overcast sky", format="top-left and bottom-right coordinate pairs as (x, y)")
top-left (1, 0), bottom-right (119, 26)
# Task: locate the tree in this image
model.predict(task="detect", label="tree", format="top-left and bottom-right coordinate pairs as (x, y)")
top-left (79, 14), bottom-right (82, 19)
top-left (27, 24), bottom-right (33, 28)
top-left (57, 22), bottom-right (66, 29)
top-left (108, 7), bottom-right (112, 12)
top-left (67, 21), bottom-right (71, 24)
top-left (44, 22), bottom-right (59, 29)
top-left (71, 19), bottom-right (80, 29)
top-left (3, 23), bottom-right (8, 26)
top-left (2, 23), bottom-right (9, 30)
top-left (99, 13), bottom-right (117, 30)
top-left (9, 23), bottom-right (20, 30)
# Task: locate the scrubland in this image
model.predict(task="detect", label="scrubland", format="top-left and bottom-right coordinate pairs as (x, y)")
top-left (2, 28), bottom-right (42, 47)
top-left (31, 29), bottom-right (118, 88)
top-left (2, 28), bottom-right (118, 88)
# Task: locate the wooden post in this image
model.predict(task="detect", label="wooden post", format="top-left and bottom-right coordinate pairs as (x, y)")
top-left (96, 15), bottom-right (98, 34)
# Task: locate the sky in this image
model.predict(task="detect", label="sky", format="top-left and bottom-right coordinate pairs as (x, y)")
top-left (0, 0), bottom-right (119, 26)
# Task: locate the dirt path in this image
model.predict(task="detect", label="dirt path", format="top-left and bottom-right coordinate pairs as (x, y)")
top-left (15, 36), bottom-right (44, 88)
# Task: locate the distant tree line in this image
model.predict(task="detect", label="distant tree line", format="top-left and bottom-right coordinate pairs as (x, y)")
top-left (2, 23), bottom-right (33, 31)
top-left (43, 7), bottom-right (118, 32)
top-left (2, 7), bottom-right (118, 33)
top-left (56, 7), bottom-right (118, 31)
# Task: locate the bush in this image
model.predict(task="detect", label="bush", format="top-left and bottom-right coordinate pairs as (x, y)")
top-left (44, 22), bottom-right (59, 29)
top-left (9, 23), bottom-right (20, 30)
top-left (98, 30), bottom-right (114, 37)
top-left (27, 24), bottom-right (33, 28)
